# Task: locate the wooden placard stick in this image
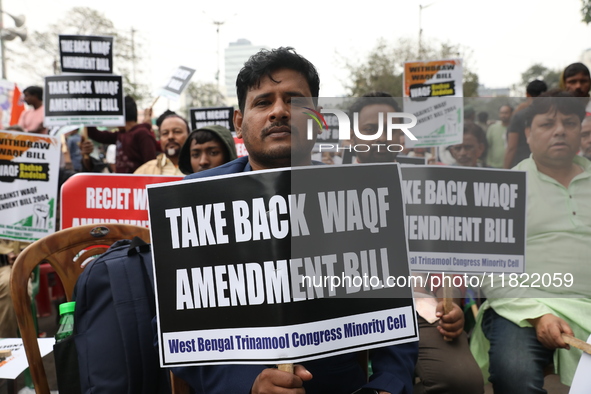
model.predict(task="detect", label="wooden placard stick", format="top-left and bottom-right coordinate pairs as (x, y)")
top-left (150, 96), bottom-right (160, 109)
top-left (277, 363), bottom-right (294, 373)
top-left (562, 333), bottom-right (591, 355)
top-left (442, 273), bottom-right (453, 342)
top-left (80, 126), bottom-right (89, 160)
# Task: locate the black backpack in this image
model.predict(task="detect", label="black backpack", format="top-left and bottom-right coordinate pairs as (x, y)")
top-left (61, 237), bottom-right (169, 393)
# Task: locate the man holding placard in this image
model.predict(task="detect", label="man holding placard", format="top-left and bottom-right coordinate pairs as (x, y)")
top-left (471, 91), bottom-right (591, 392)
top-left (87, 96), bottom-right (158, 173)
top-left (175, 47), bottom-right (418, 394)
top-left (347, 92), bottom-right (483, 394)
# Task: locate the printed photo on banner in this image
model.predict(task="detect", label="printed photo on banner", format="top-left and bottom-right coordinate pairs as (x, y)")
top-left (158, 66), bottom-right (196, 100)
top-left (401, 165), bottom-right (526, 274)
top-left (44, 74), bottom-right (124, 127)
top-left (59, 35), bottom-right (114, 74)
top-left (403, 59), bottom-right (464, 148)
top-left (147, 164), bottom-right (418, 366)
top-left (60, 173), bottom-right (183, 229)
top-left (0, 130), bottom-right (60, 242)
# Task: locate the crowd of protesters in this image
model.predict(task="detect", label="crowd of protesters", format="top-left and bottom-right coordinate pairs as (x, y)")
top-left (1, 50), bottom-right (590, 394)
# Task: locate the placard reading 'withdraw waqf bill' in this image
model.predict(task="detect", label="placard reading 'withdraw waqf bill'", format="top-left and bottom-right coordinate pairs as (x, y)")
top-left (403, 59), bottom-right (463, 148)
top-left (147, 164), bottom-right (417, 366)
top-left (401, 165), bottom-right (526, 274)
top-left (0, 131), bottom-right (60, 242)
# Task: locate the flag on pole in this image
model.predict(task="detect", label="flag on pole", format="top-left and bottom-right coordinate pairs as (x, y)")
top-left (10, 85), bottom-right (25, 126)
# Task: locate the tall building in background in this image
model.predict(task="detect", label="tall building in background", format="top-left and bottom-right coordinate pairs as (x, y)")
top-left (225, 39), bottom-right (268, 105)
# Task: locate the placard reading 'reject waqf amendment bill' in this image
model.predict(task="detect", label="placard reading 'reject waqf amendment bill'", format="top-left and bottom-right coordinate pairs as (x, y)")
top-left (60, 173), bottom-right (183, 229)
top-left (147, 164), bottom-right (418, 366)
top-left (0, 131), bottom-right (60, 242)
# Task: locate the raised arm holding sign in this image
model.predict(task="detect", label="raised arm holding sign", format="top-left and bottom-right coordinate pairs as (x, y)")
top-left (338, 93), bottom-right (485, 392)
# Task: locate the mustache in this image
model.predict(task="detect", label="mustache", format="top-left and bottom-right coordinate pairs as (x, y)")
top-left (261, 121), bottom-right (299, 135)
top-left (572, 89), bottom-right (589, 98)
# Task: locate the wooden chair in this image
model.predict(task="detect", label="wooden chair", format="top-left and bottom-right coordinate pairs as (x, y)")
top-left (10, 223), bottom-right (190, 394)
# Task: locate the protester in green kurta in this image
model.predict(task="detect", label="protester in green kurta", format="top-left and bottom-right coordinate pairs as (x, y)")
top-left (471, 91), bottom-right (591, 391)
top-left (484, 105), bottom-right (513, 168)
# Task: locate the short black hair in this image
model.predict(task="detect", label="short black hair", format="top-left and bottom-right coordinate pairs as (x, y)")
top-left (464, 106), bottom-right (475, 120)
top-left (156, 110), bottom-right (177, 128)
top-left (464, 122), bottom-right (486, 145)
top-left (525, 90), bottom-right (587, 127)
top-left (563, 62), bottom-right (590, 82)
top-left (192, 129), bottom-right (224, 146)
top-left (159, 114), bottom-right (189, 134)
top-left (124, 96), bottom-right (137, 122)
top-left (236, 47), bottom-right (320, 112)
top-left (348, 92), bottom-right (401, 118)
top-left (23, 86), bottom-right (43, 101)
top-left (526, 80), bottom-right (548, 97)
top-left (477, 111), bottom-right (488, 123)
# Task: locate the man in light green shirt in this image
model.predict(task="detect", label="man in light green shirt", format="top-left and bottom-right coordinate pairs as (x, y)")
top-left (485, 105), bottom-right (513, 168)
top-left (470, 91), bottom-right (591, 392)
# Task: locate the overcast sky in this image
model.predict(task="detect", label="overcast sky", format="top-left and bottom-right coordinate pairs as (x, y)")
top-left (5, 0), bottom-right (591, 111)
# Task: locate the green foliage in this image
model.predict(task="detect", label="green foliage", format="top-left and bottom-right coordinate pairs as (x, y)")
top-left (9, 7), bottom-right (150, 104)
top-left (343, 39), bottom-right (404, 98)
top-left (520, 63), bottom-right (561, 90)
top-left (342, 38), bottom-right (479, 98)
top-left (582, 0), bottom-right (591, 24)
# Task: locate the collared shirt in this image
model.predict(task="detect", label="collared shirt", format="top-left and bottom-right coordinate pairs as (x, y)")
top-left (18, 105), bottom-right (44, 132)
top-left (471, 155), bottom-right (591, 385)
top-left (134, 153), bottom-right (184, 176)
top-left (508, 155), bottom-right (591, 298)
top-left (485, 121), bottom-right (507, 168)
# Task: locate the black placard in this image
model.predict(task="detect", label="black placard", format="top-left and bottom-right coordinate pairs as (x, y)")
top-left (44, 74), bottom-right (124, 127)
top-left (189, 106), bottom-right (235, 131)
top-left (148, 164), bottom-right (417, 366)
top-left (401, 165), bottom-right (526, 273)
top-left (59, 35), bottom-right (114, 74)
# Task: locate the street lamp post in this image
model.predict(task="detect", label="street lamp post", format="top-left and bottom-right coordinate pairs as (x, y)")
top-left (418, 2), bottom-right (434, 59)
top-left (0, 0), bottom-right (27, 79)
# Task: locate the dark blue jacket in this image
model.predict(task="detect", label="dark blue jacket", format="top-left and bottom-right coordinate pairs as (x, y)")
top-left (175, 156), bottom-right (418, 394)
